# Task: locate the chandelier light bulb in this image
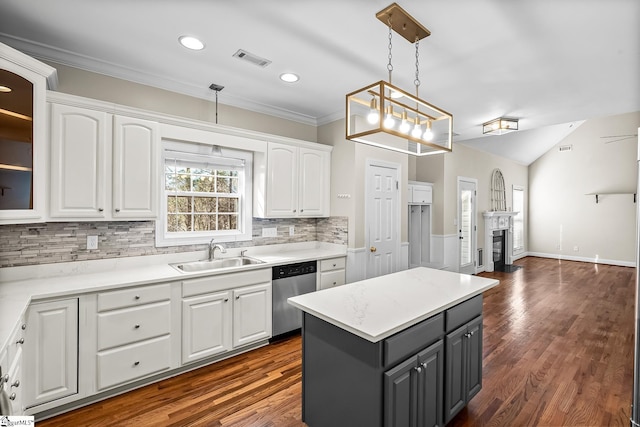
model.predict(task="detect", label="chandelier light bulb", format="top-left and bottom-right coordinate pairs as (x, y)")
top-left (423, 121), bottom-right (434, 141)
top-left (399, 110), bottom-right (410, 134)
top-left (367, 97), bottom-right (379, 124)
top-left (411, 117), bottom-right (423, 138)
top-left (383, 106), bottom-right (395, 129)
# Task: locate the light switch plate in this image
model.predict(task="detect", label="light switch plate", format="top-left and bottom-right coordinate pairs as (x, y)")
top-left (87, 235), bottom-right (98, 250)
top-left (289, 226), bottom-right (295, 236)
top-left (262, 227), bottom-right (277, 237)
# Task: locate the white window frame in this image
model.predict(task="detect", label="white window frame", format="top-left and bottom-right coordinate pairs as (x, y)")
top-left (512, 185), bottom-right (525, 255)
top-left (156, 140), bottom-right (253, 247)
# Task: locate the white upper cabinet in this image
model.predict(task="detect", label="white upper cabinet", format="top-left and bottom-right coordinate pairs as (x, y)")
top-left (49, 95), bottom-right (159, 220)
top-left (254, 141), bottom-right (331, 218)
top-left (50, 104), bottom-right (109, 218)
top-left (112, 115), bottom-right (159, 219)
top-left (408, 181), bottom-right (433, 204)
top-left (0, 42), bottom-right (57, 225)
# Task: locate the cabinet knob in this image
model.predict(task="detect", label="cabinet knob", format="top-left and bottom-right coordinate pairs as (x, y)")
top-left (134, 324), bottom-right (140, 329)
top-left (9, 393), bottom-right (16, 401)
top-left (415, 366), bottom-right (422, 373)
top-left (11, 380), bottom-right (19, 388)
top-left (224, 298), bottom-right (229, 302)
top-left (115, 208), bottom-right (120, 212)
top-left (293, 209), bottom-right (297, 213)
top-left (236, 296), bottom-right (240, 300)
top-left (134, 295), bottom-right (141, 300)
top-left (333, 282), bottom-right (337, 285)
top-left (134, 361), bottom-right (140, 366)
top-left (98, 208), bottom-right (104, 212)
top-left (16, 338), bottom-right (24, 345)
top-left (332, 263), bottom-right (336, 267)
top-left (21, 324), bottom-right (26, 330)
top-left (2, 374), bottom-right (8, 383)
top-left (300, 209), bottom-right (304, 212)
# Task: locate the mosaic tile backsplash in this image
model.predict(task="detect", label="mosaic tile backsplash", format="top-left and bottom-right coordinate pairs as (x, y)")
top-left (0, 217), bottom-right (348, 268)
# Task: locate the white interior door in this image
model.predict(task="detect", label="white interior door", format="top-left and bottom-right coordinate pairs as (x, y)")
top-left (366, 162), bottom-right (400, 278)
top-left (458, 178), bottom-right (477, 274)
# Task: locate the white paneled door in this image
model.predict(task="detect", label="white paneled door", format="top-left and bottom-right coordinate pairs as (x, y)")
top-left (458, 177), bottom-right (477, 274)
top-left (366, 162), bottom-right (400, 278)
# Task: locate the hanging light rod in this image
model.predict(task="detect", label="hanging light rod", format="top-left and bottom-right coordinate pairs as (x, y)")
top-left (376, 2), bottom-right (431, 42)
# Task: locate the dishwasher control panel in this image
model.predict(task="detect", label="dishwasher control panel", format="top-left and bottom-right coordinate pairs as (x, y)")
top-left (272, 261), bottom-right (317, 279)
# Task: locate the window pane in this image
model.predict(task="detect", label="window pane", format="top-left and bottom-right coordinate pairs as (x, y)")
top-left (165, 173), bottom-right (177, 191)
top-left (168, 214), bottom-right (192, 232)
top-left (194, 197), bottom-right (217, 213)
top-left (193, 175), bottom-right (215, 192)
top-left (176, 174), bottom-right (191, 191)
top-left (218, 214), bottom-right (238, 230)
top-left (216, 177), bottom-right (231, 193)
top-left (194, 214), bottom-right (217, 231)
top-left (168, 196), bottom-right (192, 213)
top-left (217, 197), bottom-right (238, 213)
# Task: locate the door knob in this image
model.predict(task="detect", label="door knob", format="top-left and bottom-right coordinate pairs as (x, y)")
top-left (370, 246), bottom-right (377, 253)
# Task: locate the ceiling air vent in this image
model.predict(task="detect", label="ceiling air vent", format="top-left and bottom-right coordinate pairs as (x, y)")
top-left (559, 145), bottom-right (573, 152)
top-left (232, 49), bottom-right (272, 68)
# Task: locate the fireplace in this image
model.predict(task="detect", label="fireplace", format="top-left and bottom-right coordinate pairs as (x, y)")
top-left (493, 230), bottom-right (506, 272)
top-left (483, 211), bottom-right (518, 272)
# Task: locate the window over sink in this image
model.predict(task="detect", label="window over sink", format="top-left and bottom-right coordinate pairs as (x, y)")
top-left (156, 140), bottom-right (253, 247)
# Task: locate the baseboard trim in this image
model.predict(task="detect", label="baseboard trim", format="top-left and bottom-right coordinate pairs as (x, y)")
top-left (526, 252), bottom-right (636, 268)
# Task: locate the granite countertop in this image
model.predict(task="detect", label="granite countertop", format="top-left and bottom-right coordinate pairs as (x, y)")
top-left (0, 241), bottom-right (346, 352)
top-left (288, 267), bottom-right (499, 343)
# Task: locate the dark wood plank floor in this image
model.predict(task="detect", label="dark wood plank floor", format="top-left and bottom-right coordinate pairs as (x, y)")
top-left (39, 257), bottom-right (636, 426)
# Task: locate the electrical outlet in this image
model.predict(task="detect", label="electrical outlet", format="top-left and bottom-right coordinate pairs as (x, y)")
top-left (87, 235), bottom-right (98, 250)
top-left (289, 226), bottom-right (295, 236)
top-left (262, 227), bottom-right (277, 238)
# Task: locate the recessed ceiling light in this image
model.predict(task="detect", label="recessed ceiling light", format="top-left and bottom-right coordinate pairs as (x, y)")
top-left (0, 85), bottom-right (12, 93)
top-left (178, 35), bottom-right (205, 51)
top-left (280, 73), bottom-right (299, 83)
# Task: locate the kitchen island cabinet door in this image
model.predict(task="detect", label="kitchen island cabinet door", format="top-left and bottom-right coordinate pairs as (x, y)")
top-left (384, 355), bottom-right (418, 427)
top-left (112, 115), bottom-right (159, 219)
top-left (23, 298), bottom-right (78, 408)
top-left (417, 341), bottom-right (444, 427)
top-left (182, 291), bottom-right (232, 364)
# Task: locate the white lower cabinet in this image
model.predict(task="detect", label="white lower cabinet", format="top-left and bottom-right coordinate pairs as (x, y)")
top-left (182, 291), bottom-right (232, 364)
top-left (181, 268), bottom-right (272, 365)
top-left (1, 319), bottom-right (26, 415)
top-left (232, 283), bottom-right (271, 348)
top-left (318, 257), bottom-right (346, 290)
top-left (94, 284), bottom-right (174, 391)
top-left (23, 298), bottom-right (79, 409)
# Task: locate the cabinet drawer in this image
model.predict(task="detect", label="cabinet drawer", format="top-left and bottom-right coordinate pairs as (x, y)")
top-left (97, 335), bottom-right (172, 390)
top-left (97, 302), bottom-right (171, 350)
top-left (182, 268), bottom-right (271, 297)
top-left (320, 257), bottom-right (346, 272)
top-left (319, 270), bottom-right (345, 290)
top-left (384, 313), bottom-right (444, 368)
top-left (98, 283), bottom-right (171, 312)
top-left (446, 295), bottom-right (483, 332)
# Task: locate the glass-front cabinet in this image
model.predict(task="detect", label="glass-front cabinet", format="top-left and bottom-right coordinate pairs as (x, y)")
top-left (0, 42), bottom-right (56, 224)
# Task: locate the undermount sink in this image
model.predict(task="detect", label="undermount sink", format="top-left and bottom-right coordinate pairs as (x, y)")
top-left (171, 256), bottom-right (265, 273)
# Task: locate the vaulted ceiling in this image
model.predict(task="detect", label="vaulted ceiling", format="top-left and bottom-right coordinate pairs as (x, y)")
top-left (1, 0), bottom-right (638, 164)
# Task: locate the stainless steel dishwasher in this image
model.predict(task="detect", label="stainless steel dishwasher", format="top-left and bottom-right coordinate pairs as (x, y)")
top-left (272, 261), bottom-right (317, 338)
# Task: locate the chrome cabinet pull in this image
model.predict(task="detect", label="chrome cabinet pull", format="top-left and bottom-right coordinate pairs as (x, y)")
top-left (134, 361), bottom-right (140, 366)
top-left (11, 380), bottom-right (19, 388)
top-left (16, 338), bottom-right (24, 345)
top-left (134, 324), bottom-right (140, 329)
top-left (98, 208), bottom-right (104, 212)
top-left (9, 393), bottom-right (16, 401)
top-left (134, 295), bottom-right (141, 300)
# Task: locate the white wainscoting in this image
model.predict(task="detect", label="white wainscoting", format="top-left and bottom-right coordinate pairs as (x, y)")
top-left (430, 234), bottom-right (459, 272)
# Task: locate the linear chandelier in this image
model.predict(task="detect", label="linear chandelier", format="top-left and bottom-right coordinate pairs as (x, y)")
top-left (346, 3), bottom-right (453, 156)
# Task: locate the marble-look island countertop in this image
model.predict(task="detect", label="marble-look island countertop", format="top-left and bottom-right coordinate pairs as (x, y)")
top-left (288, 267), bottom-right (499, 343)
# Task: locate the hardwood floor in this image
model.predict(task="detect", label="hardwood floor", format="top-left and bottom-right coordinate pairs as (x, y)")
top-left (38, 257), bottom-right (635, 426)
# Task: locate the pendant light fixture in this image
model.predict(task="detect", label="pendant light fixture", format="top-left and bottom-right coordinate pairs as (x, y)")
top-left (346, 3), bottom-right (453, 156)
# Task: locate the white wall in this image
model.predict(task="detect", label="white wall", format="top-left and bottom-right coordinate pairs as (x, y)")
top-left (529, 111), bottom-right (640, 265)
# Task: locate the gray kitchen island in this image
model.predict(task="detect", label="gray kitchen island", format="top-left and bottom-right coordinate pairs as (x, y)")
top-left (288, 267), bottom-right (499, 427)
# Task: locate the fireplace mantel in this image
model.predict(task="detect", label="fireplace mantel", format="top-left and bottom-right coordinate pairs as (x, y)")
top-left (483, 211), bottom-right (518, 272)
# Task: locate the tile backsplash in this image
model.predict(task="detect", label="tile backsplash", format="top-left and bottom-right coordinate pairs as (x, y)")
top-left (0, 217), bottom-right (348, 268)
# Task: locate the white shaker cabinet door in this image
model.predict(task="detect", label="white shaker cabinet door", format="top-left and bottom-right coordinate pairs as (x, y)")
top-left (24, 298), bottom-right (79, 408)
top-left (182, 291), bottom-right (232, 364)
top-left (49, 104), bottom-right (109, 218)
top-left (112, 115), bottom-right (159, 219)
top-left (266, 142), bottom-right (298, 217)
top-left (232, 283), bottom-right (271, 348)
top-left (298, 147), bottom-right (329, 217)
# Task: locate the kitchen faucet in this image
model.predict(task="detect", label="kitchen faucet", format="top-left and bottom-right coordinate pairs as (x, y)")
top-left (208, 240), bottom-right (227, 260)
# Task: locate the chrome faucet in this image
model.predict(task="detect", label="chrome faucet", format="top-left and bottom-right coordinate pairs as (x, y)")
top-left (208, 240), bottom-right (227, 260)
